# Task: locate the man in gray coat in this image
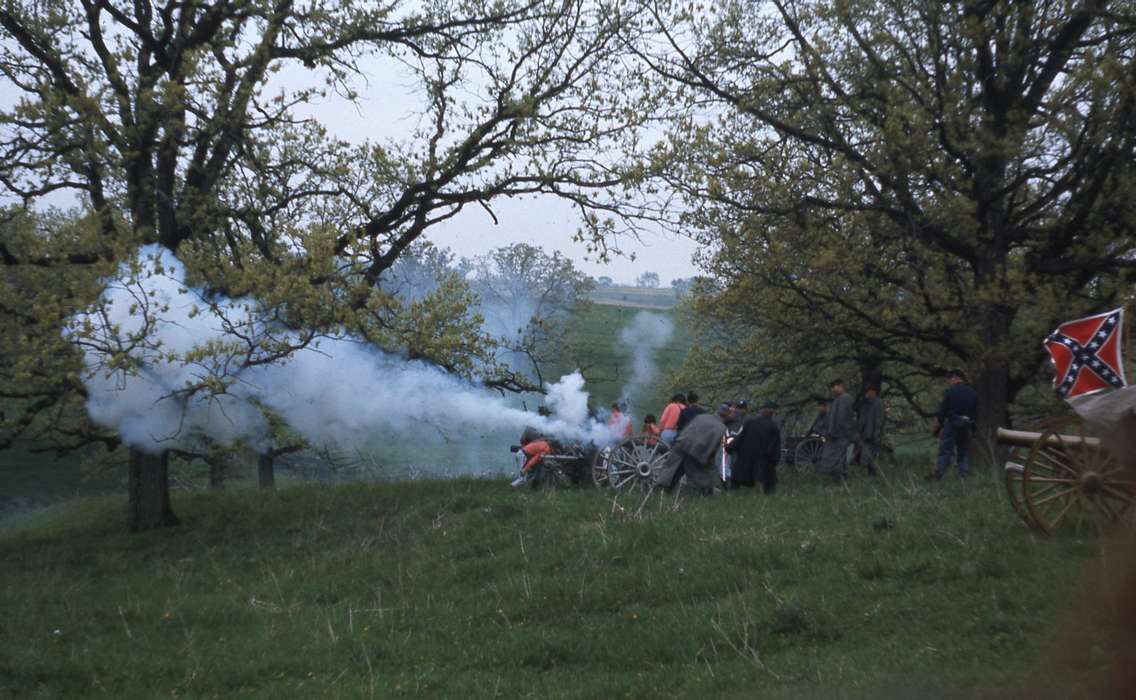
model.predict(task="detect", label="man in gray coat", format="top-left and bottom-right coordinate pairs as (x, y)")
top-left (856, 385), bottom-right (886, 476)
top-left (654, 411), bottom-right (727, 495)
top-left (819, 379), bottom-right (854, 483)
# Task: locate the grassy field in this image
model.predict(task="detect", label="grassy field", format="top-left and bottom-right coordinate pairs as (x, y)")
top-left (556, 303), bottom-right (691, 413)
top-left (588, 286), bottom-right (680, 310)
top-left (0, 445), bottom-right (121, 521)
top-left (1, 457), bottom-right (1125, 699)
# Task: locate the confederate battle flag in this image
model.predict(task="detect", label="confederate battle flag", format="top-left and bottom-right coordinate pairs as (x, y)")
top-left (1044, 308), bottom-right (1128, 399)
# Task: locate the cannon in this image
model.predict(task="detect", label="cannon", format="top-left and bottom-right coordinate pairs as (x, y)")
top-left (997, 415), bottom-right (1134, 533)
top-left (512, 439), bottom-right (597, 488)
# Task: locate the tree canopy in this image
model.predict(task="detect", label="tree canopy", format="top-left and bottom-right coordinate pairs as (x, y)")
top-left (639, 0), bottom-right (1136, 458)
top-left (0, 0), bottom-right (655, 529)
top-left (467, 242), bottom-right (595, 390)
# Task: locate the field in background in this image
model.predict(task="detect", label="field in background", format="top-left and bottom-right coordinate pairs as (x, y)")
top-left (0, 444), bottom-right (119, 524)
top-left (588, 285), bottom-right (680, 310)
top-left (0, 459), bottom-right (1120, 698)
top-left (554, 302), bottom-right (690, 414)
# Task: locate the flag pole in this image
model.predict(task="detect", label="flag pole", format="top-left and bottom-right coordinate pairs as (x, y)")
top-left (1126, 304), bottom-right (1132, 385)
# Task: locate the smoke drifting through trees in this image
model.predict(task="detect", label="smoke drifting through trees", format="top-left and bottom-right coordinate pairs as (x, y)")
top-left (70, 248), bottom-right (625, 464)
top-left (616, 311), bottom-right (675, 409)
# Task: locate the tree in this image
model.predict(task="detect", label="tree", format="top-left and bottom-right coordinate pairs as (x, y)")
top-left (0, 0), bottom-right (654, 529)
top-left (596, 275), bottom-right (615, 287)
top-left (467, 243), bottom-right (595, 388)
top-left (670, 276), bottom-right (695, 296)
top-left (639, 0), bottom-right (1136, 463)
top-left (636, 271), bottom-right (660, 288)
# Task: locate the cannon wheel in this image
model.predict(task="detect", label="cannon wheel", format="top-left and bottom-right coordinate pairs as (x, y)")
top-left (1003, 446), bottom-right (1035, 529)
top-left (530, 452), bottom-right (577, 489)
top-left (593, 436), bottom-right (669, 491)
top-left (1022, 415), bottom-right (1135, 534)
top-left (793, 437), bottom-right (823, 473)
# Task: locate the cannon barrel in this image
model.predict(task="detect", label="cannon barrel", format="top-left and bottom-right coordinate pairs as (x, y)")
top-left (995, 427), bottom-right (1101, 449)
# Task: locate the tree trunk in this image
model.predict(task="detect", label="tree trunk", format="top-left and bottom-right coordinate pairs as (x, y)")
top-left (973, 363), bottom-right (1010, 471)
top-left (127, 447), bottom-right (179, 532)
top-left (258, 453), bottom-right (276, 489)
top-left (859, 359), bottom-right (883, 395)
top-left (972, 297), bottom-right (1016, 471)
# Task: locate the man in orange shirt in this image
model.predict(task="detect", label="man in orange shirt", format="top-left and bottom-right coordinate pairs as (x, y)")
top-left (511, 430), bottom-right (552, 488)
top-left (607, 402), bottom-right (633, 439)
top-left (657, 392), bottom-right (686, 444)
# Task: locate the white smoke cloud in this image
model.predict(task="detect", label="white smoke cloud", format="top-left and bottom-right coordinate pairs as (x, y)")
top-left (616, 311), bottom-right (675, 407)
top-left (68, 247), bottom-right (625, 460)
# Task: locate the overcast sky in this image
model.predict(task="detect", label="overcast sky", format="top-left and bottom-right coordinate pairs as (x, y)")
top-left (284, 55), bottom-right (703, 286)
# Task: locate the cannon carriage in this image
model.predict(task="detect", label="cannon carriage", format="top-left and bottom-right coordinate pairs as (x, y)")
top-left (512, 439), bottom-right (598, 488)
top-left (998, 412), bottom-right (1135, 534)
top-left (998, 307), bottom-right (1136, 533)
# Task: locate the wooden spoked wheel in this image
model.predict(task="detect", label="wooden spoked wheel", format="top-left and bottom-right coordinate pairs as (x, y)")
top-left (592, 436), bottom-right (669, 491)
top-left (1022, 416), bottom-right (1135, 534)
top-left (534, 461), bottom-right (571, 489)
top-left (1003, 446), bottom-right (1035, 529)
top-left (793, 437), bottom-right (823, 473)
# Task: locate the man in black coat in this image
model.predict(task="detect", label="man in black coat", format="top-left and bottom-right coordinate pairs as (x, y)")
top-left (726, 401), bottom-right (782, 493)
top-left (676, 390), bottom-right (706, 433)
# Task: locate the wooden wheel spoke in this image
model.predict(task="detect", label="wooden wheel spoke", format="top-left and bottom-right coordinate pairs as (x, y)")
top-left (1098, 464), bottom-right (1128, 478)
top-left (1102, 483), bottom-right (1136, 503)
top-left (1025, 475), bottom-right (1079, 484)
top-left (1043, 494), bottom-right (1079, 531)
top-left (1031, 486), bottom-right (1077, 508)
top-left (1093, 495), bottom-right (1122, 523)
top-left (1026, 482), bottom-right (1065, 500)
top-left (1033, 449), bottom-right (1079, 477)
top-left (1102, 494), bottom-right (1134, 521)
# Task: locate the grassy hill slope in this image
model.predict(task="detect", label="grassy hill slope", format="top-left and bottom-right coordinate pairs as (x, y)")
top-left (1, 465), bottom-right (1119, 698)
top-left (587, 285), bottom-right (680, 310)
top-left (554, 303), bottom-right (691, 413)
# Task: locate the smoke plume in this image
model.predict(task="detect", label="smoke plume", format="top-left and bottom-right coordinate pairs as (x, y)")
top-left (69, 247), bottom-right (622, 462)
top-left (616, 311), bottom-right (675, 406)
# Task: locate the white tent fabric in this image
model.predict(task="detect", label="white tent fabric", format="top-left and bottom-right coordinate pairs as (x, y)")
top-left (1069, 386), bottom-right (1136, 469)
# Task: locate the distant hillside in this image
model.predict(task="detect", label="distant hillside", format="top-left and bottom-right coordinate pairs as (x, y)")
top-left (588, 285), bottom-right (680, 309)
top-left (551, 303), bottom-right (691, 412)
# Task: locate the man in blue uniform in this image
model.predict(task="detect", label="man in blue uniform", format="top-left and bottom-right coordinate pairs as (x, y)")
top-left (931, 369), bottom-right (978, 480)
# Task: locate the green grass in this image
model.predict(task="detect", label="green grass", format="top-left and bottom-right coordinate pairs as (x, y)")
top-left (0, 445), bottom-right (121, 522)
top-left (588, 286), bottom-right (680, 309)
top-left (0, 457), bottom-right (1116, 698)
